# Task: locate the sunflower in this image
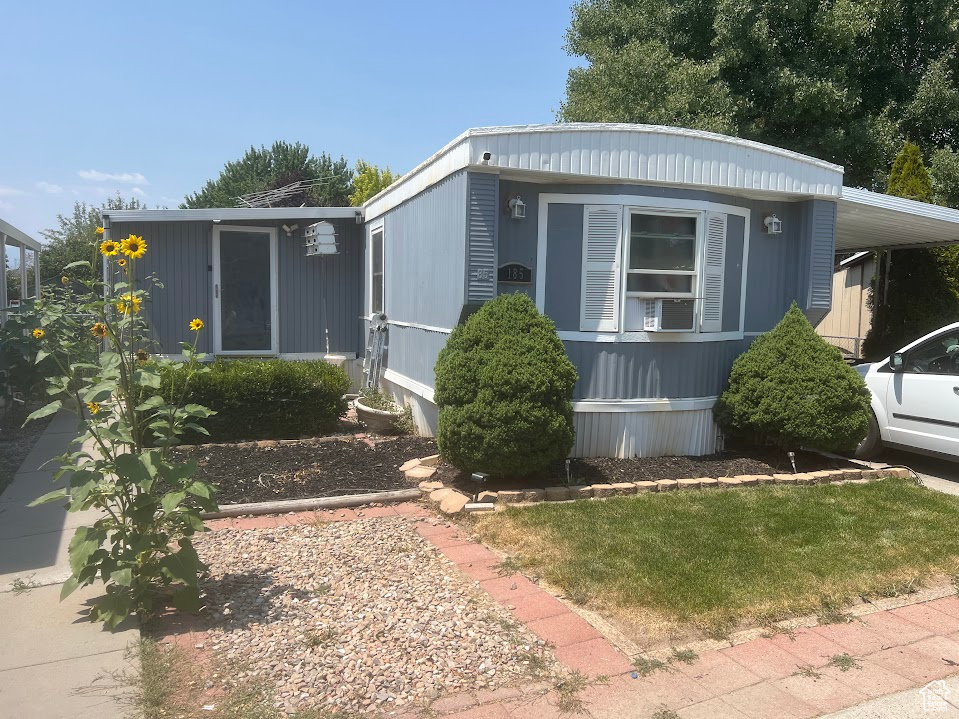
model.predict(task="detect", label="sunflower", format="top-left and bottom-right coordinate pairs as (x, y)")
top-left (121, 234), bottom-right (147, 259)
top-left (95, 226), bottom-right (105, 235)
top-left (99, 239), bottom-right (120, 256)
top-left (136, 348), bottom-right (149, 364)
top-left (91, 322), bottom-right (108, 339)
top-left (32, 328), bottom-right (45, 339)
top-left (189, 318), bottom-right (204, 331)
top-left (60, 276), bottom-right (69, 285)
top-left (86, 401), bottom-right (101, 415)
top-left (117, 258), bottom-right (127, 267)
top-left (116, 292), bottom-right (142, 314)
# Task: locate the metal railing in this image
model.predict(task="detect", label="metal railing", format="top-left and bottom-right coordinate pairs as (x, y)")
top-left (820, 335), bottom-right (863, 360)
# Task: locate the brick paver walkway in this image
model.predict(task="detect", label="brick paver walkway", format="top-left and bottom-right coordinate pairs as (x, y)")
top-left (199, 503), bottom-right (959, 719)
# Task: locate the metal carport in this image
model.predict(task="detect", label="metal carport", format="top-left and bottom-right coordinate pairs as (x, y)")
top-left (1, 218), bottom-right (42, 327)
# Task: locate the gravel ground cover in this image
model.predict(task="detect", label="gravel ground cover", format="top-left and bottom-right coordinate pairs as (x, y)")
top-left (173, 436), bottom-right (438, 504)
top-left (194, 517), bottom-right (557, 715)
top-left (436, 445), bottom-right (854, 494)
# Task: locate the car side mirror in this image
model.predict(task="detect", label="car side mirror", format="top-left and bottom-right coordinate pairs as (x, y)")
top-left (889, 352), bottom-right (905, 372)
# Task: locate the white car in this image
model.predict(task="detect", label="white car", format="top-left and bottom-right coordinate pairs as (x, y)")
top-left (855, 322), bottom-right (959, 460)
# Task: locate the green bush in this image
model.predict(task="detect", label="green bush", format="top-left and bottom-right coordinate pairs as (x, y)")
top-left (714, 303), bottom-right (872, 452)
top-left (434, 293), bottom-right (577, 476)
top-left (161, 359), bottom-right (350, 443)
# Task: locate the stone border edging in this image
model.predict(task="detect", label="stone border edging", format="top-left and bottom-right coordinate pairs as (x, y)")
top-left (407, 460), bottom-right (914, 514)
top-left (201, 489), bottom-right (422, 519)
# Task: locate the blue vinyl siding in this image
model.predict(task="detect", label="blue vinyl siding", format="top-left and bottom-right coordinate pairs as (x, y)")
top-left (385, 324), bottom-right (450, 388)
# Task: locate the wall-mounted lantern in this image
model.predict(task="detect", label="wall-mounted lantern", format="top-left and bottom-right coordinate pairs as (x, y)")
top-left (764, 214), bottom-right (783, 234)
top-left (507, 196), bottom-right (526, 220)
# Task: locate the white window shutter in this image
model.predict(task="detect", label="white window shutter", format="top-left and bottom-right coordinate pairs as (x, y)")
top-left (700, 212), bottom-right (727, 333)
top-left (580, 205), bottom-right (623, 332)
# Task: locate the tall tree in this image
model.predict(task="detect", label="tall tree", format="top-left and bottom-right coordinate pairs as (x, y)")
top-left (560, 0), bottom-right (959, 189)
top-left (38, 195), bottom-right (144, 284)
top-left (862, 143), bottom-right (959, 358)
top-left (183, 141), bottom-right (353, 208)
top-left (349, 160), bottom-right (400, 206)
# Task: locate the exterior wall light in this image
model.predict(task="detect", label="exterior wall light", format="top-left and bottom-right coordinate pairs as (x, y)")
top-left (764, 214), bottom-right (783, 234)
top-left (508, 196), bottom-right (526, 220)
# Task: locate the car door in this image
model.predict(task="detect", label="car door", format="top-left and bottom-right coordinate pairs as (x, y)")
top-left (885, 330), bottom-right (959, 457)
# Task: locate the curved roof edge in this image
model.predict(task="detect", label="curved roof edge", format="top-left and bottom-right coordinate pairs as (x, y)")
top-left (364, 123), bottom-right (845, 220)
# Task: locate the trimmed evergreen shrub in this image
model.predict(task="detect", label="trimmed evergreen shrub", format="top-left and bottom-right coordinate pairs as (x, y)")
top-left (434, 293), bottom-right (578, 476)
top-left (714, 303), bottom-right (872, 452)
top-left (161, 359), bottom-right (350, 443)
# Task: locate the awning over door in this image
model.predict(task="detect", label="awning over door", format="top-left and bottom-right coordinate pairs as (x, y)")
top-left (837, 187), bottom-right (959, 251)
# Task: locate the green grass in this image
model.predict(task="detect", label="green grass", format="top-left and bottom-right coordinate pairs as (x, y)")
top-left (474, 478), bottom-right (959, 634)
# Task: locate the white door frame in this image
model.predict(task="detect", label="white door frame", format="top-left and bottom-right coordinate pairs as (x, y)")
top-left (212, 225), bottom-right (279, 356)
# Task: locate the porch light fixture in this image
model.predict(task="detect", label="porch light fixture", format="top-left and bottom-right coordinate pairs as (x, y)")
top-left (764, 214), bottom-right (783, 234)
top-left (507, 196), bottom-right (526, 220)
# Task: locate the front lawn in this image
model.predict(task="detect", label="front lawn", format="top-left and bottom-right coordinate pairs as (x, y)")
top-left (473, 478), bottom-right (959, 638)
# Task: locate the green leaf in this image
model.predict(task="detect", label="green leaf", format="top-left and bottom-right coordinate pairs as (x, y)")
top-left (114, 452), bottom-right (154, 487)
top-left (135, 395), bottom-right (167, 412)
top-left (24, 400), bottom-right (62, 425)
top-left (160, 541), bottom-right (202, 587)
top-left (59, 576), bottom-right (81, 601)
top-left (35, 349), bottom-right (50, 365)
top-left (99, 352), bottom-right (121, 371)
top-left (182, 404), bottom-right (215, 418)
top-left (82, 381), bottom-right (116, 403)
top-left (62, 260), bottom-right (92, 270)
top-left (185, 481), bottom-right (213, 499)
top-left (109, 568), bottom-right (133, 587)
top-left (161, 491), bottom-right (187, 514)
top-left (67, 526), bottom-right (106, 576)
top-left (133, 368), bottom-right (162, 389)
top-left (27, 489), bottom-right (69, 507)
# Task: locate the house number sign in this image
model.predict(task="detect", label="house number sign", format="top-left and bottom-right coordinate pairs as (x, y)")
top-left (497, 263), bottom-right (533, 284)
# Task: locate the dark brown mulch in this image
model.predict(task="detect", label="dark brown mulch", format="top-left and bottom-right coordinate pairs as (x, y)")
top-left (172, 436), bottom-right (438, 505)
top-left (435, 444), bottom-right (857, 495)
top-left (0, 402), bottom-right (53, 495)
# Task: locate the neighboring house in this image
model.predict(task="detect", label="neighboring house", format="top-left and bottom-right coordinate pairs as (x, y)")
top-left (101, 123), bottom-right (959, 458)
top-left (816, 251), bottom-right (875, 359)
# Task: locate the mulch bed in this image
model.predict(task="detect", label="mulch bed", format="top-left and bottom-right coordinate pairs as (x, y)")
top-left (435, 444), bottom-right (857, 495)
top-left (172, 436), bottom-right (438, 505)
top-left (0, 402), bottom-right (52, 495)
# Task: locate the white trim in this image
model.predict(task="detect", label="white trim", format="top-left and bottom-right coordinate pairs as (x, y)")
top-left (537, 193), bottom-right (751, 217)
top-left (559, 330), bottom-right (746, 343)
top-left (572, 396), bottom-right (718, 413)
top-left (212, 225), bottom-right (279, 356)
top-left (102, 207), bottom-right (362, 223)
top-left (387, 319), bottom-right (453, 334)
top-left (278, 352), bottom-right (359, 361)
top-left (363, 123), bottom-right (844, 220)
top-left (0, 218), bottom-right (42, 252)
top-left (367, 219), bottom-right (385, 317)
top-left (381, 368), bottom-right (436, 403)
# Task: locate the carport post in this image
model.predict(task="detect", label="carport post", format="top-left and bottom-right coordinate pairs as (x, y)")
top-left (882, 250), bottom-right (893, 305)
top-left (19, 244), bottom-right (26, 303)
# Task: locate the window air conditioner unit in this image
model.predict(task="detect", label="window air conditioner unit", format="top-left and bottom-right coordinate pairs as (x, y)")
top-left (642, 298), bottom-right (696, 332)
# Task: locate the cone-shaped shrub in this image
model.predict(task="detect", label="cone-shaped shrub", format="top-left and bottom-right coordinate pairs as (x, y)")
top-left (714, 303), bottom-right (871, 452)
top-left (434, 293), bottom-right (578, 476)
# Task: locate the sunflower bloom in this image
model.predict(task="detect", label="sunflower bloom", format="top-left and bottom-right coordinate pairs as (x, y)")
top-left (189, 318), bottom-right (204, 331)
top-left (32, 328), bottom-right (45, 339)
top-left (60, 276), bottom-right (69, 285)
top-left (116, 292), bottom-right (142, 314)
top-left (117, 258), bottom-right (127, 267)
top-left (86, 401), bottom-right (101, 415)
top-left (91, 322), bottom-right (108, 339)
top-left (99, 239), bottom-right (120, 256)
top-left (95, 226), bottom-right (105, 235)
top-left (121, 234), bottom-right (147, 259)
top-left (136, 349), bottom-right (149, 364)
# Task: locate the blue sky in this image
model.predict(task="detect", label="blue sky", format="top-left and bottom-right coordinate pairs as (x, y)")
top-left (1, 0), bottom-right (579, 241)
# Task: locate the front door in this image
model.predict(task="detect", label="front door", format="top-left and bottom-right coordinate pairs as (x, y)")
top-left (885, 328), bottom-right (959, 456)
top-left (213, 226), bottom-right (278, 355)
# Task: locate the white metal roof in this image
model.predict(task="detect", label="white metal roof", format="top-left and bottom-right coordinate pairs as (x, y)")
top-left (364, 123), bottom-right (846, 220)
top-left (836, 187), bottom-right (959, 251)
top-left (101, 207), bottom-right (362, 224)
top-left (0, 217), bottom-right (42, 251)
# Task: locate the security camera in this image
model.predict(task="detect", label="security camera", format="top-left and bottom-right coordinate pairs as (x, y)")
top-left (480, 151), bottom-right (492, 165)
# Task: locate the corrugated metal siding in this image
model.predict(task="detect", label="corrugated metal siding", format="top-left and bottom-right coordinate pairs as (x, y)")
top-left (805, 200), bottom-right (837, 325)
top-left (743, 202), bottom-right (804, 332)
top-left (565, 339), bottom-right (751, 400)
top-left (466, 173), bottom-right (498, 302)
top-left (382, 171), bottom-right (467, 329)
top-left (572, 407), bottom-right (717, 457)
top-left (384, 325), bottom-right (450, 388)
top-left (278, 219), bottom-right (363, 355)
top-left (111, 221), bottom-right (212, 354)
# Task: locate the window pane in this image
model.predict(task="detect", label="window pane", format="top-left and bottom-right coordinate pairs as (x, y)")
top-left (626, 273), bottom-right (693, 294)
top-left (372, 232), bottom-right (383, 275)
top-left (629, 214), bottom-right (697, 271)
top-left (372, 272), bottom-right (384, 314)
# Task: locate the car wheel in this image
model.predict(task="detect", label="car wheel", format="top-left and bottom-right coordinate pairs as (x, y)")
top-left (854, 412), bottom-right (883, 460)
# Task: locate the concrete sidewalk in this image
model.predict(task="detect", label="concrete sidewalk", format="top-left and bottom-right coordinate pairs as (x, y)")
top-left (0, 411), bottom-right (135, 718)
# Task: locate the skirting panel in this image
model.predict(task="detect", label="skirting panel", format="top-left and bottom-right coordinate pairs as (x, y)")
top-left (572, 407), bottom-right (718, 458)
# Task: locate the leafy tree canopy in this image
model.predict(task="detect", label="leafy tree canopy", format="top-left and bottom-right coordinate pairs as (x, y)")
top-left (182, 141), bottom-right (353, 208)
top-left (349, 160), bottom-right (400, 206)
top-left (561, 0), bottom-right (959, 190)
